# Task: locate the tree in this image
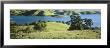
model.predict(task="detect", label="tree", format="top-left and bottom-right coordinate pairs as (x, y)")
top-left (68, 15), bottom-right (83, 30)
top-left (29, 21), bottom-right (36, 25)
top-left (10, 10), bottom-right (31, 16)
top-left (62, 21), bottom-right (65, 24)
top-left (34, 21), bottom-right (47, 31)
top-left (66, 21), bottom-right (71, 25)
top-left (86, 19), bottom-right (93, 29)
top-left (82, 18), bottom-right (93, 29)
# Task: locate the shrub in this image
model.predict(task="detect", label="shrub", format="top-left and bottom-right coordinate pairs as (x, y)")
top-left (24, 27), bottom-right (33, 33)
top-left (29, 21), bottom-right (37, 25)
top-left (34, 21), bottom-right (47, 31)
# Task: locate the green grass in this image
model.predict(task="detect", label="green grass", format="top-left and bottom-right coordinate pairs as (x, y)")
top-left (10, 22), bottom-right (101, 39)
top-left (46, 22), bottom-right (69, 31)
top-left (27, 30), bottom-right (101, 39)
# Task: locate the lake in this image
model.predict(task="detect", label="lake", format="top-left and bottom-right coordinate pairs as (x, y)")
top-left (11, 14), bottom-right (101, 27)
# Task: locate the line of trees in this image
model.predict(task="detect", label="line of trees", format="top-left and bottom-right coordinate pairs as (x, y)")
top-left (67, 10), bottom-right (94, 30)
top-left (68, 15), bottom-right (93, 30)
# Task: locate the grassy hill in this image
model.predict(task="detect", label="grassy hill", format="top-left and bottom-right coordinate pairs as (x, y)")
top-left (10, 22), bottom-right (101, 39)
top-left (46, 22), bottom-right (69, 31)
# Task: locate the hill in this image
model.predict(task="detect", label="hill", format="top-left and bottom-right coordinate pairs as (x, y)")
top-left (10, 22), bottom-right (101, 39)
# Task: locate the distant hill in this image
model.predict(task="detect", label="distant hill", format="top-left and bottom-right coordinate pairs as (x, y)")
top-left (10, 9), bottom-right (101, 16)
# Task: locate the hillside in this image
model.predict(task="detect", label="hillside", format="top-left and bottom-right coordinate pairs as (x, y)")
top-left (10, 9), bottom-right (100, 16)
top-left (46, 22), bottom-right (69, 31)
top-left (10, 22), bottom-right (101, 39)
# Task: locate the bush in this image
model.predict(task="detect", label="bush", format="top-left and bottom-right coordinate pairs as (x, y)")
top-left (62, 21), bottom-right (65, 24)
top-left (34, 21), bottom-right (47, 31)
top-left (10, 26), bottom-right (18, 33)
top-left (92, 27), bottom-right (101, 30)
top-left (29, 21), bottom-right (37, 25)
top-left (24, 27), bottom-right (33, 33)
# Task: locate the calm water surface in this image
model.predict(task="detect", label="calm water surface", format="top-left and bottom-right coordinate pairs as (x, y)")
top-left (11, 14), bottom-right (101, 27)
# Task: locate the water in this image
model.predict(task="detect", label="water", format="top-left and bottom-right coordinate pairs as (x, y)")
top-left (80, 14), bottom-right (101, 27)
top-left (11, 14), bottom-right (101, 27)
top-left (11, 16), bottom-right (71, 23)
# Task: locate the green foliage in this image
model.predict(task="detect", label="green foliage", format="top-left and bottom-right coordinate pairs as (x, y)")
top-left (10, 22), bottom-right (100, 39)
top-left (10, 10), bottom-right (22, 16)
top-left (68, 15), bottom-right (83, 30)
top-left (11, 30), bottom-right (101, 39)
top-left (24, 27), bottom-right (33, 33)
top-left (68, 14), bottom-right (93, 30)
top-left (32, 9), bottom-right (55, 16)
top-left (10, 25), bottom-right (35, 39)
top-left (11, 9), bottom-right (55, 16)
top-left (43, 10), bottom-right (55, 16)
top-left (34, 21), bottom-right (47, 31)
top-left (10, 26), bottom-right (18, 33)
top-left (10, 10), bottom-right (30, 16)
top-left (10, 9), bottom-right (100, 16)
top-left (52, 15), bottom-right (64, 18)
top-left (72, 11), bottom-right (80, 15)
top-left (82, 18), bottom-right (93, 29)
top-left (10, 26), bottom-right (24, 39)
top-left (29, 21), bottom-right (36, 25)
top-left (80, 11), bottom-right (86, 14)
top-left (92, 27), bottom-right (101, 30)
top-left (95, 11), bottom-right (101, 14)
top-left (62, 9), bottom-right (80, 15)
top-left (80, 11), bottom-right (98, 14)
top-left (10, 9), bottom-right (100, 39)
top-left (10, 31), bottom-right (24, 39)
